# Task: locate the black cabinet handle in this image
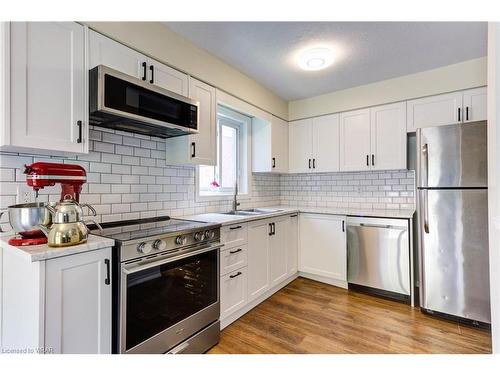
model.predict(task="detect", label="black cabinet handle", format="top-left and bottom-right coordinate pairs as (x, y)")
top-left (229, 248), bottom-right (242, 254)
top-left (269, 223), bottom-right (273, 236)
top-left (466, 106), bottom-right (469, 121)
top-left (342, 220), bottom-right (345, 232)
top-left (229, 271), bottom-right (242, 279)
top-left (229, 225), bottom-right (242, 230)
top-left (191, 142), bottom-right (196, 158)
top-left (290, 214), bottom-right (298, 218)
top-left (458, 107), bottom-right (461, 122)
top-left (272, 157), bottom-right (276, 168)
top-left (371, 154), bottom-right (375, 166)
top-left (76, 120), bottom-right (82, 144)
top-left (142, 62), bottom-right (147, 81)
top-left (149, 65), bottom-right (154, 84)
top-left (104, 259), bottom-right (110, 285)
top-left (313, 159), bottom-right (316, 169)
top-left (366, 155), bottom-right (369, 166)
top-left (309, 159), bottom-right (311, 169)
top-left (272, 222), bottom-right (276, 235)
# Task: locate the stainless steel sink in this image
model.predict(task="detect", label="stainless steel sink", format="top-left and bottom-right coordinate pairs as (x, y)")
top-left (223, 208), bottom-right (283, 216)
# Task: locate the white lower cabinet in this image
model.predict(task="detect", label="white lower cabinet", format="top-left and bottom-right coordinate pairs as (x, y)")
top-left (220, 267), bottom-right (248, 319)
top-left (219, 214), bottom-right (299, 326)
top-left (45, 249), bottom-right (112, 354)
top-left (299, 213), bottom-right (347, 286)
top-left (1, 245), bottom-right (112, 354)
top-left (247, 219), bottom-right (271, 302)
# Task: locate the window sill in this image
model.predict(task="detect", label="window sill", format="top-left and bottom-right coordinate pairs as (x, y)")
top-left (195, 192), bottom-right (251, 203)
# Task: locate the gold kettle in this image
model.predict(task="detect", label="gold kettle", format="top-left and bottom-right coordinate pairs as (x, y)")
top-left (39, 198), bottom-right (100, 247)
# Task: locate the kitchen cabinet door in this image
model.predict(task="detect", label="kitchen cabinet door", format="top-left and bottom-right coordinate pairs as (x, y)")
top-left (165, 77), bottom-right (217, 165)
top-left (8, 22), bottom-right (87, 154)
top-left (286, 214), bottom-right (299, 276)
top-left (289, 119), bottom-right (313, 173)
top-left (463, 87), bottom-right (487, 123)
top-left (406, 91), bottom-right (462, 132)
top-left (45, 248), bottom-right (112, 354)
top-left (220, 267), bottom-right (248, 319)
top-left (247, 219), bottom-right (271, 302)
top-left (299, 214), bottom-right (347, 282)
top-left (269, 216), bottom-right (289, 287)
top-left (148, 58), bottom-right (189, 96)
top-left (312, 114), bottom-right (340, 173)
top-left (339, 108), bottom-right (371, 172)
top-left (88, 29), bottom-right (145, 79)
top-left (271, 116), bottom-right (289, 173)
top-left (370, 102), bottom-right (407, 170)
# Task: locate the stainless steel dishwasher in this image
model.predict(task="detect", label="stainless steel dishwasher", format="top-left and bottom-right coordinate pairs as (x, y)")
top-left (347, 217), bottom-right (410, 302)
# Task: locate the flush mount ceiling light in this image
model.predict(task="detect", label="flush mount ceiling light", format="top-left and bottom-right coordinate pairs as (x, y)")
top-left (298, 47), bottom-right (335, 71)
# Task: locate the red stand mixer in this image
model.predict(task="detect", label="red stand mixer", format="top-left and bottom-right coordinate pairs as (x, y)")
top-left (4, 162), bottom-right (87, 246)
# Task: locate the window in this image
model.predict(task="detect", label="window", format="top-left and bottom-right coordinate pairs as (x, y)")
top-left (198, 106), bottom-right (250, 197)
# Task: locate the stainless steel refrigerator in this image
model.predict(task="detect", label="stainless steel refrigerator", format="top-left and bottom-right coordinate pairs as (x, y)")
top-left (417, 121), bottom-right (491, 324)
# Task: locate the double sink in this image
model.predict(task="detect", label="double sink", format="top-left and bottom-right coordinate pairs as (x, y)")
top-left (224, 208), bottom-right (283, 216)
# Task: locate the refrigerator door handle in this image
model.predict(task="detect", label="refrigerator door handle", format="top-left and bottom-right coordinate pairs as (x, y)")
top-left (422, 143), bottom-right (429, 187)
top-left (422, 189), bottom-right (430, 234)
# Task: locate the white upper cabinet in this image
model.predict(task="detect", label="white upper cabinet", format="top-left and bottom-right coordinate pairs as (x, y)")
top-left (289, 115), bottom-right (340, 174)
top-left (312, 114), bottom-right (340, 173)
top-left (147, 58), bottom-right (188, 96)
top-left (88, 29), bottom-right (144, 78)
top-left (289, 119), bottom-right (313, 173)
top-left (3, 22), bottom-right (87, 155)
top-left (370, 102), bottom-right (407, 170)
top-left (339, 108), bottom-right (371, 171)
top-left (463, 87), bottom-right (487, 123)
top-left (299, 213), bottom-right (347, 285)
top-left (252, 115), bottom-right (289, 173)
top-left (165, 77), bottom-right (217, 165)
top-left (406, 91), bottom-right (462, 132)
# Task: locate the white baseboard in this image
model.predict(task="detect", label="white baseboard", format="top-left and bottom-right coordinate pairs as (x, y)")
top-left (298, 271), bottom-right (347, 289)
top-left (220, 273), bottom-right (299, 330)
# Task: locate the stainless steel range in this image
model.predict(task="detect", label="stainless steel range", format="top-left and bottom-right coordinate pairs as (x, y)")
top-left (89, 216), bottom-right (221, 354)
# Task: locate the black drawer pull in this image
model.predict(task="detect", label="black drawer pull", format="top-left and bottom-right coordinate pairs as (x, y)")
top-left (458, 107), bottom-right (461, 122)
top-left (191, 142), bottom-right (196, 158)
top-left (229, 248), bottom-right (242, 254)
top-left (229, 271), bottom-right (242, 279)
top-left (290, 214), bottom-right (298, 218)
top-left (272, 157), bottom-right (276, 168)
top-left (229, 225), bottom-right (242, 230)
top-left (466, 106), bottom-right (469, 121)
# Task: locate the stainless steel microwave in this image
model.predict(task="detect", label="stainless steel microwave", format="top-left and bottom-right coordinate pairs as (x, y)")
top-left (89, 65), bottom-right (199, 138)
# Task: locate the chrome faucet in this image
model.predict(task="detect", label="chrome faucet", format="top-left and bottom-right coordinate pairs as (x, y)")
top-left (232, 181), bottom-right (240, 211)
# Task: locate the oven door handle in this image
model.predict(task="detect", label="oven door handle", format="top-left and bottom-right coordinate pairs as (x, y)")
top-left (123, 242), bottom-right (222, 275)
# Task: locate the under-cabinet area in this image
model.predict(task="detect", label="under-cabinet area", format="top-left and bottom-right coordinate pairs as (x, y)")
top-left (0, 20), bottom-right (494, 357)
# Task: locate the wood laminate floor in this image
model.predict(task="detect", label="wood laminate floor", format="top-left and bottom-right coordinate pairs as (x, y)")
top-left (209, 277), bottom-right (491, 354)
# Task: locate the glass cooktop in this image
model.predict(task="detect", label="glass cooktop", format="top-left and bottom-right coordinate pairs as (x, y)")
top-left (88, 216), bottom-right (213, 242)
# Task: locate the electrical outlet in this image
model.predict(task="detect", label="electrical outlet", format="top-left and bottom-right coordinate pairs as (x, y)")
top-left (16, 185), bottom-right (36, 204)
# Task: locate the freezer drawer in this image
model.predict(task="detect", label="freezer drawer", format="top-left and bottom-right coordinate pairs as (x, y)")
top-left (418, 188), bottom-right (490, 323)
top-left (347, 217), bottom-right (410, 296)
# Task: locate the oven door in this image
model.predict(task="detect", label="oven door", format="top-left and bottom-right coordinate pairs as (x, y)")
top-left (120, 243), bottom-right (220, 354)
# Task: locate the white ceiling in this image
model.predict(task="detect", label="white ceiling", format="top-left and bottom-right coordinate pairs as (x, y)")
top-left (164, 22), bottom-right (487, 101)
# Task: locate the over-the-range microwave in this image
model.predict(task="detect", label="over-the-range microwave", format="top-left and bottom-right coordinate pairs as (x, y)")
top-left (89, 65), bottom-right (199, 138)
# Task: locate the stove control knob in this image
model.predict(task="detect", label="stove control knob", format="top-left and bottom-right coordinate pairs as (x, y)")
top-left (205, 230), bottom-right (214, 239)
top-left (137, 242), bottom-right (152, 254)
top-left (153, 239), bottom-right (167, 251)
top-left (175, 235), bottom-right (186, 245)
top-left (194, 231), bottom-right (204, 241)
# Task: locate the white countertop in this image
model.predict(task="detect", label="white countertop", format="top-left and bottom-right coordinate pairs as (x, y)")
top-left (182, 206), bottom-right (415, 226)
top-left (0, 234), bottom-right (115, 262)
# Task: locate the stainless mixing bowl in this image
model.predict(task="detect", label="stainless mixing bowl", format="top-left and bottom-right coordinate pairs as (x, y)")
top-left (0, 202), bottom-right (53, 235)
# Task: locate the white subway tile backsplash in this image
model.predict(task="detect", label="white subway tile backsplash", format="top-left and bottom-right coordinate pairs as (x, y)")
top-left (0, 127), bottom-right (413, 224)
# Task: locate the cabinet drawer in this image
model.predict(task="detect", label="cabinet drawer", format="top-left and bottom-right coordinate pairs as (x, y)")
top-left (220, 266), bottom-right (248, 319)
top-left (221, 223), bottom-right (248, 248)
top-left (220, 245), bottom-right (248, 276)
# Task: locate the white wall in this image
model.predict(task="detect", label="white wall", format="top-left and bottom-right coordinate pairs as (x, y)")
top-left (289, 57), bottom-right (487, 120)
top-left (487, 22), bottom-right (500, 354)
top-left (84, 22), bottom-right (288, 120)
